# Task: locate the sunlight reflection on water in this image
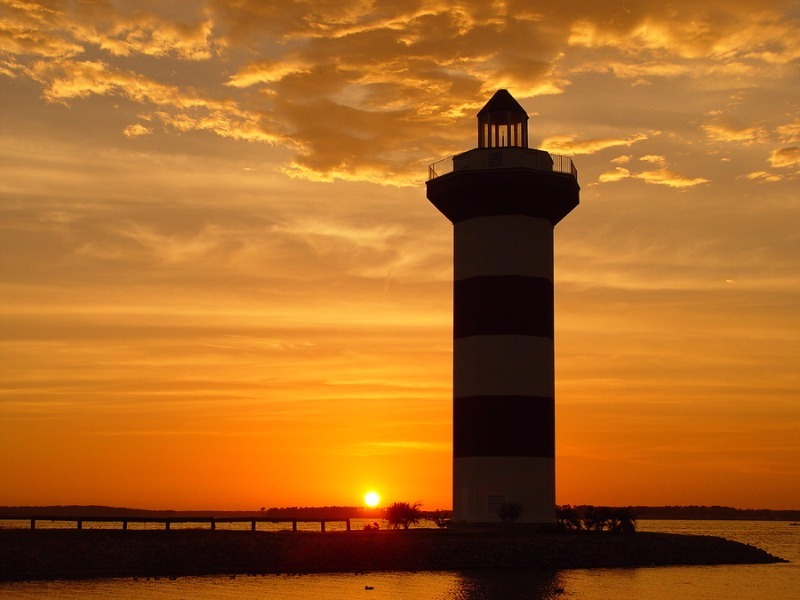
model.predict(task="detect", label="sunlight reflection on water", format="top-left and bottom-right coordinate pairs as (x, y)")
top-left (0, 571), bottom-right (568, 600)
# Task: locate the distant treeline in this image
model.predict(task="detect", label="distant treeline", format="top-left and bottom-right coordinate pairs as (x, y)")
top-left (259, 506), bottom-right (383, 519)
top-left (560, 505), bottom-right (800, 522)
top-left (1, 504), bottom-right (798, 521)
top-left (0, 505), bottom-right (383, 519)
top-left (629, 505), bottom-right (800, 521)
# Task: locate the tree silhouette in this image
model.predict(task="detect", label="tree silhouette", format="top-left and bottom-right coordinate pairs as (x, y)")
top-left (556, 505), bottom-right (638, 533)
top-left (386, 501), bottom-right (422, 529)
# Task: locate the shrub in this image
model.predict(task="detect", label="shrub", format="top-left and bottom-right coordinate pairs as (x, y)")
top-left (431, 510), bottom-right (451, 529)
top-left (497, 502), bottom-right (524, 525)
top-left (556, 505), bottom-right (583, 530)
top-left (580, 506), bottom-right (637, 533)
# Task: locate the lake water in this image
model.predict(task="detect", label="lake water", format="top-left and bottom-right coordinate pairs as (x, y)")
top-left (1, 520), bottom-right (797, 599)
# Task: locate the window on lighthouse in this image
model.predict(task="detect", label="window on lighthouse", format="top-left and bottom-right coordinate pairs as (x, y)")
top-left (480, 115), bottom-right (527, 149)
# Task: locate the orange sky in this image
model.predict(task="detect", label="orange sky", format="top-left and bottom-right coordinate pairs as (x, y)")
top-left (1, 0), bottom-right (798, 511)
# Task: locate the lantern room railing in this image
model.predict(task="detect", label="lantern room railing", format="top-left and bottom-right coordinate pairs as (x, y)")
top-left (427, 152), bottom-right (578, 181)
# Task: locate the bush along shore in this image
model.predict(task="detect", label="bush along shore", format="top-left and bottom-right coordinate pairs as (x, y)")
top-left (0, 528), bottom-right (786, 582)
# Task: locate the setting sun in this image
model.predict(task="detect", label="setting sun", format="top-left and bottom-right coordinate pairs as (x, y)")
top-left (364, 491), bottom-right (380, 507)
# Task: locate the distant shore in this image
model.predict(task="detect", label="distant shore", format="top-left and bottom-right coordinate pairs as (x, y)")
top-left (0, 529), bottom-right (785, 582)
top-left (3, 504), bottom-right (800, 521)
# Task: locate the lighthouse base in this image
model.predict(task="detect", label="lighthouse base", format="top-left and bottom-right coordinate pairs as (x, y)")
top-left (452, 456), bottom-right (555, 525)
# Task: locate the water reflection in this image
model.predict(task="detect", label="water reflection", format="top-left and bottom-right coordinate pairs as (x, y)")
top-left (451, 570), bottom-right (565, 600)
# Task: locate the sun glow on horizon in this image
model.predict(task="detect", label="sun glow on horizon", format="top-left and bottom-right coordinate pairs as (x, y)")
top-left (364, 491), bottom-right (380, 507)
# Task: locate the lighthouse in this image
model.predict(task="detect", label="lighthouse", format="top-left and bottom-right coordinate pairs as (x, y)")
top-left (426, 90), bottom-right (579, 525)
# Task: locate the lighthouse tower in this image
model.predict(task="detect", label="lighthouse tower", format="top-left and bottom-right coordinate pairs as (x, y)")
top-left (426, 90), bottom-right (579, 525)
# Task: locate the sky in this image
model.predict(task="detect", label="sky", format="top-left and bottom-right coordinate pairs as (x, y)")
top-left (1, 0), bottom-right (798, 512)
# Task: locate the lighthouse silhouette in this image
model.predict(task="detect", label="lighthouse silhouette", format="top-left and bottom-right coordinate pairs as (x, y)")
top-left (426, 89), bottom-right (579, 526)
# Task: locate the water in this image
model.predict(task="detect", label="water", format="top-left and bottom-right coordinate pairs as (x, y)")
top-left (1, 520), bottom-right (798, 599)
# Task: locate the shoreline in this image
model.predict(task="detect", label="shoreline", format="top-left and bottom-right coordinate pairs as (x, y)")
top-left (0, 529), bottom-right (786, 582)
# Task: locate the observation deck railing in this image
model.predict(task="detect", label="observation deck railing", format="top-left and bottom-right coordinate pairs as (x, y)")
top-left (428, 151), bottom-right (578, 181)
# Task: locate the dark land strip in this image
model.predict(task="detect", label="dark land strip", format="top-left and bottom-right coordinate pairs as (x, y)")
top-left (0, 529), bottom-right (786, 582)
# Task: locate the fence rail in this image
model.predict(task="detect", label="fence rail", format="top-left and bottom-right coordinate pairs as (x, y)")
top-left (7, 516), bottom-right (351, 532)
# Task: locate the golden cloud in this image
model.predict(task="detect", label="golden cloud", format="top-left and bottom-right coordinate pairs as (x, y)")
top-left (635, 167), bottom-right (709, 188)
top-left (569, 18), bottom-right (677, 53)
top-left (703, 119), bottom-right (768, 144)
top-left (4, 0), bottom-right (799, 185)
top-left (226, 59), bottom-right (312, 87)
top-left (541, 133), bottom-right (648, 155)
top-left (584, 60), bottom-right (691, 79)
top-left (74, 16), bottom-right (218, 60)
top-left (122, 123), bottom-right (152, 137)
top-left (746, 171), bottom-right (784, 182)
top-left (769, 147), bottom-right (800, 168)
top-left (566, 2), bottom-right (799, 64)
top-left (0, 24), bottom-right (81, 58)
top-left (0, 0), bottom-right (83, 63)
top-left (26, 58), bottom-right (286, 145)
top-left (2, 0), bottom-right (218, 63)
top-left (597, 155), bottom-right (709, 187)
top-left (362, 440), bottom-right (449, 452)
top-left (36, 59), bottom-right (174, 107)
top-left (153, 110), bottom-right (284, 145)
top-left (776, 120), bottom-right (800, 144)
top-left (205, 1), bottom-right (580, 182)
top-left (639, 155), bottom-right (667, 166)
top-left (598, 167), bottom-right (631, 183)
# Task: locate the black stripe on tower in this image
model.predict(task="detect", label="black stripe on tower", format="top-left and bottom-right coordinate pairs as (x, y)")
top-left (454, 275), bottom-right (553, 339)
top-left (453, 396), bottom-right (555, 458)
top-left (426, 168), bottom-right (579, 226)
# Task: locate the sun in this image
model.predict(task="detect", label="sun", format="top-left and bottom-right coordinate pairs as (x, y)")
top-left (364, 491), bottom-right (380, 507)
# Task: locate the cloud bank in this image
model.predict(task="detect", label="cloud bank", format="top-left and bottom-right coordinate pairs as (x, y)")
top-left (2, 0), bottom-right (798, 184)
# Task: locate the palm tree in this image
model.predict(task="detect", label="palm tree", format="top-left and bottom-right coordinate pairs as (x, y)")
top-left (386, 501), bottom-right (422, 529)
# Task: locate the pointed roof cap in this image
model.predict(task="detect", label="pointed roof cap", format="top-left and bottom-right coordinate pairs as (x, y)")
top-left (477, 89), bottom-right (527, 117)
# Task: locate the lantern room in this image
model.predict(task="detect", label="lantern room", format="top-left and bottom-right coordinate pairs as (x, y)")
top-left (477, 89), bottom-right (529, 149)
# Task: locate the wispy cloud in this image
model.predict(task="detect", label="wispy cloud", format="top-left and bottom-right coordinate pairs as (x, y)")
top-left (745, 170), bottom-right (784, 182)
top-left (769, 147), bottom-right (800, 168)
top-left (703, 119), bottom-right (768, 144)
top-left (541, 133), bottom-right (648, 155)
top-left (597, 155), bottom-right (709, 187)
top-left (360, 440), bottom-right (449, 452)
top-left (122, 122), bottom-right (152, 137)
